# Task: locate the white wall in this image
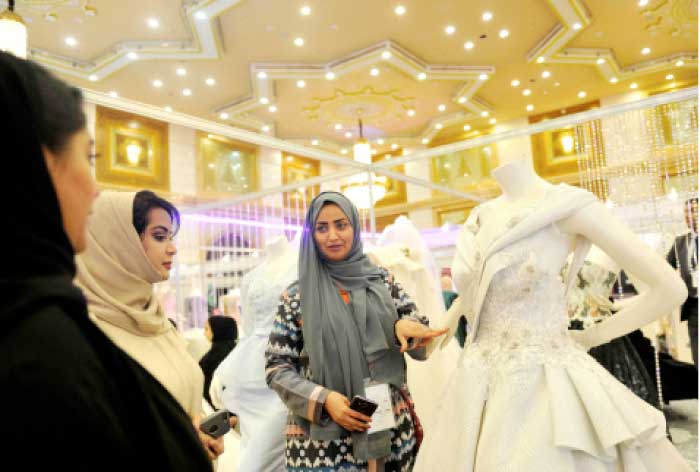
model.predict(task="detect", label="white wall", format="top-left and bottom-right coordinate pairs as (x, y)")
top-left (168, 124), bottom-right (197, 195)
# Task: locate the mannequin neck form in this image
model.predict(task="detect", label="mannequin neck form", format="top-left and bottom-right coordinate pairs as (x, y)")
top-left (492, 159), bottom-right (550, 201)
top-left (265, 235), bottom-right (290, 261)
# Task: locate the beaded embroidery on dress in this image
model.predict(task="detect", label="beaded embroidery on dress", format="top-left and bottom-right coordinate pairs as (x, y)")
top-left (415, 184), bottom-right (691, 472)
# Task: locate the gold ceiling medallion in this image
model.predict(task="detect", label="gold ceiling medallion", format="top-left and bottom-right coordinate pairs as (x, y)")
top-left (642, 0), bottom-right (698, 36)
top-left (302, 86), bottom-right (414, 126)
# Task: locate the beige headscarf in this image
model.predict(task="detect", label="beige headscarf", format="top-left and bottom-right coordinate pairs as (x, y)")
top-left (75, 191), bottom-right (203, 417)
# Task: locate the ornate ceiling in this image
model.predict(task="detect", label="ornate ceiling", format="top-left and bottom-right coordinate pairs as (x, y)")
top-left (15, 0), bottom-right (698, 154)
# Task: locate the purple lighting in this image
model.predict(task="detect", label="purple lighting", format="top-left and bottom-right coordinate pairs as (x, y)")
top-left (182, 214), bottom-right (302, 232)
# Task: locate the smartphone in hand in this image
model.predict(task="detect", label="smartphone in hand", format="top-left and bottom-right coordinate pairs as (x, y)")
top-left (349, 395), bottom-right (378, 417)
top-left (199, 410), bottom-right (232, 438)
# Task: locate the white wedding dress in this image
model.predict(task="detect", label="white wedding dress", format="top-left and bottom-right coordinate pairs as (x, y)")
top-left (214, 252), bottom-right (296, 472)
top-left (416, 184), bottom-right (690, 472)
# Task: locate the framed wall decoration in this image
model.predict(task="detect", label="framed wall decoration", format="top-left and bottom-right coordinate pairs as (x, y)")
top-left (95, 106), bottom-right (170, 191)
top-left (529, 101), bottom-right (601, 178)
top-left (197, 132), bottom-right (258, 197)
top-left (281, 153), bottom-right (320, 204)
top-left (430, 144), bottom-right (498, 195)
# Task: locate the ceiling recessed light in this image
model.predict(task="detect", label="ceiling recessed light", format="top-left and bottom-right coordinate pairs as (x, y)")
top-left (676, 59), bottom-right (685, 67)
top-left (153, 79), bottom-right (163, 88)
top-left (537, 56), bottom-right (545, 63)
top-left (638, 0), bottom-right (649, 6)
top-left (391, 143), bottom-right (399, 150)
top-left (262, 125), bottom-right (271, 132)
top-left (522, 89), bottom-right (532, 96)
top-left (219, 112), bottom-right (229, 119)
top-left (294, 37), bottom-right (305, 47)
top-left (370, 67), bottom-right (380, 76)
top-left (195, 11), bottom-right (207, 20)
top-left (108, 91), bottom-right (118, 98)
top-left (458, 97), bottom-right (467, 103)
top-left (377, 138), bottom-right (385, 144)
top-left (609, 77), bottom-right (618, 83)
top-left (182, 88), bottom-right (192, 96)
top-left (147, 18), bottom-right (160, 29)
top-left (499, 29), bottom-right (509, 39)
top-left (445, 25), bottom-right (456, 35)
top-left (417, 72), bottom-right (427, 81)
top-left (345, 131), bottom-right (352, 138)
top-left (300, 5), bottom-right (311, 15)
top-left (482, 11), bottom-right (493, 22)
top-left (578, 90), bottom-right (586, 98)
top-left (325, 71), bottom-right (336, 80)
top-left (257, 71), bottom-right (267, 79)
top-left (422, 138), bottom-right (429, 144)
top-left (463, 124), bottom-right (471, 131)
top-left (641, 47), bottom-right (651, 55)
top-left (176, 67), bottom-right (187, 76)
top-left (526, 104), bottom-right (534, 112)
top-left (164, 106), bottom-right (173, 112)
top-left (205, 77), bottom-right (216, 86)
top-left (311, 139), bottom-right (319, 146)
top-left (541, 70), bottom-right (551, 78)
top-left (268, 105), bottom-right (277, 113)
top-left (479, 73), bottom-right (488, 80)
top-left (511, 79), bottom-right (520, 87)
top-left (572, 22), bottom-right (582, 30)
top-left (666, 74), bottom-right (674, 80)
top-left (407, 109), bottom-right (416, 117)
top-left (596, 57), bottom-right (605, 65)
top-left (335, 123), bottom-right (343, 131)
top-left (65, 36), bottom-right (77, 47)
top-left (630, 82), bottom-right (638, 89)
top-left (296, 80), bottom-right (306, 88)
top-left (464, 41), bottom-right (475, 50)
top-left (259, 97), bottom-right (270, 104)
top-left (554, 82), bottom-right (560, 86)
top-left (480, 111), bottom-right (489, 117)
top-left (340, 148), bottom-right (348, 154)
top-left (489, 118), bottom-right (497, 124)
top-left (127, 52), bottom-right (139, 60)
top-left (394, 5), bottom-right (406, 16)
top-left (89, 74), bottom-right (98, 82)
top-left (435, 123), bottom-right (443, 130)
top-left (438, 104), bottom-right (446, 112)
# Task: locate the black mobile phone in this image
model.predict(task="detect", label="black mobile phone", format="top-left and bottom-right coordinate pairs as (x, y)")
top-left (349, 395), bottom-right (378, 417)
top-left (199, 410), bottom-right (231, 438)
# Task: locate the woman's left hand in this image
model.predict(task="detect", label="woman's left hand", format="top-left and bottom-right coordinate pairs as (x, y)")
top-left (394, 319), bottom-right (448, 353)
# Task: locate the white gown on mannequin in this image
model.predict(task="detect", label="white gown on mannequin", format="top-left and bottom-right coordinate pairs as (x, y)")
top-left (214, 242), bottom-right (297, 472)
top-left (416, 184), bottom-right (690, 472)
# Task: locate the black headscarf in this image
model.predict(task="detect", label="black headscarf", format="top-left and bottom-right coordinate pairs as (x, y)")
top-left (200, 316), bottom-right (238, 407)
top-left (0, 52), bottom-right (77, 281)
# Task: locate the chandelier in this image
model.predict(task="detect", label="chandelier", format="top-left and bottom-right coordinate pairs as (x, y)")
top-left (0, 1), bottom-right (27, 59)
top-left (342, 118), bottom-right (388, 209)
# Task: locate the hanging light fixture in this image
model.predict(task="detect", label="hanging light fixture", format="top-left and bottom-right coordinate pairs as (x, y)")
top-left (342, 117), bottom-right (388, 209)
top-left (0, 1), bottom-right (28, 59)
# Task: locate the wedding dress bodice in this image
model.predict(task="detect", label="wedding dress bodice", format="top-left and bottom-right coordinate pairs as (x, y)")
top-left (240, 261), bottom-right (296, 337)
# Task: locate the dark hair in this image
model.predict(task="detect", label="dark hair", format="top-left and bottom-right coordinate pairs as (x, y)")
top-left (132, 190), bottom-right (181, 235)
top-left (685, 197), bottom-right (698, 207)
top-left (28, 60), bottom-right (86, 153)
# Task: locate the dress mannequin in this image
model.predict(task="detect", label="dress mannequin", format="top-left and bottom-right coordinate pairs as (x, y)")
top-left (418, 159), bottom-right (689, 471)
top-left (213, 235), bottom-right (297, 472)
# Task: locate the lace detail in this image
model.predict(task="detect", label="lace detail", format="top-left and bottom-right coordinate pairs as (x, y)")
top-left (242, 262), bottom-right (297, 336)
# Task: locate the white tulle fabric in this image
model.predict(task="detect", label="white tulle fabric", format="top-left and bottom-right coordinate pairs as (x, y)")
top-left (214, 254), bottom-right (296, 472)
top-left (415, 189), bottom-right (690, 472)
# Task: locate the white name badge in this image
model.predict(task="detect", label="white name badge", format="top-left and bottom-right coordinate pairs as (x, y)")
top-left (365, 383), bottom-right (396, 434)
top-left (692, 270), bottom-right (698, 289)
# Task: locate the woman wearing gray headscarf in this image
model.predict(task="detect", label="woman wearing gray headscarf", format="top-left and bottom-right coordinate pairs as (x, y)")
top-left (266, 192), bottom-right (446, 471)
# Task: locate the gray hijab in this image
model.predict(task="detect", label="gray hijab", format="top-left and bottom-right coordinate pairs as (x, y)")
top-left (299, 192), bottom-right (406, 461)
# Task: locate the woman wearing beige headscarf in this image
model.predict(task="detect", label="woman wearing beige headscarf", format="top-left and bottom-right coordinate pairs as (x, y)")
top-left (75, 190), bottom-right (223, 461)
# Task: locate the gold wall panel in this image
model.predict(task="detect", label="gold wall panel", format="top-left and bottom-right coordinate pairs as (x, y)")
top-left (430, 144), bottom-right (498, 196)
top-left (197, 132), bottom-right (258, 197)
top-left (529, 101), bottom-right (600, 178)
top-left (373, 150), bottom-right (407, 207)
top-left (433, 199), bottom-right (480, 227)
top-left (281, 154), bottom-right (320, 205)
top-left (95, 106), bottom-right (170, 191)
